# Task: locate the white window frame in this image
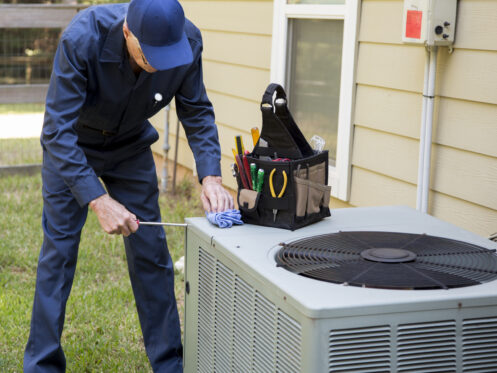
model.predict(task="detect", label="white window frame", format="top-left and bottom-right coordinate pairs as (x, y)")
top-left (270, 0), bottom-right (360, 201)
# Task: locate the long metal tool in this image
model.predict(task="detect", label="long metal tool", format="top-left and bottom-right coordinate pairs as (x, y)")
top-left (172, 116), bottom-right (180, 194)
top-left (161, 104), bottom-right (171, 193)
top-left (137, 220), bottom-right (187, 227)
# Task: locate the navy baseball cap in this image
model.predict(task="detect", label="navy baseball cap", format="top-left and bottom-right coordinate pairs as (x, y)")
top-left (127, 0), bottom-right (193, 70)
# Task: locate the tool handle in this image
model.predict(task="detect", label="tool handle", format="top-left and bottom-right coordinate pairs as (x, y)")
top-left (269, 169), bottom-right (288, 198)
top-left (242, 155), bottom-right (253, 189)
top-left (251, 127), bottom-right (260, 146)
top-left (235, 135), bottom-right (245, 155)
top-left (250, 163), bottom-right (257, 191)
top-left (256, 168), bottom-right (265, 192)
top-left (279, 170), bottom-right (288, 198)
top-left (269, 169), bottom-right (277, 197)
top-left (235, 154), bottom-right (249, 189)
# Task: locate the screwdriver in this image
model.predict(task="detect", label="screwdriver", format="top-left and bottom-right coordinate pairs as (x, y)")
top-left (251, 127), bottom-right (260, 146)
top-left (136, 220), bottom-right (187, 227)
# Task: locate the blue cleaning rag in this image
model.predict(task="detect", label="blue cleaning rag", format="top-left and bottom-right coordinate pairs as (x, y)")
top-left (205, 209), bottom-right (243, 228)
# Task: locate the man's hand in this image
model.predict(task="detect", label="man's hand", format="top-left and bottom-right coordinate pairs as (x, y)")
top-left (89, 194), bottom-right (138, 237)
top-left (201, 176), bottom-right (234, 213)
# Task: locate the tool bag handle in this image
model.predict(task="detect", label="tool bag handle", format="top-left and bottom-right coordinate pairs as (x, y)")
top-left (260, 83), bottom-right (287, 108)
top-left (254, 83), bottom-right (314, 159)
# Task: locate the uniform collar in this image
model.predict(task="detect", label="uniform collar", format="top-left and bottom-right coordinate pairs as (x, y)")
top-left (100, 17), bottom-right (126, 63)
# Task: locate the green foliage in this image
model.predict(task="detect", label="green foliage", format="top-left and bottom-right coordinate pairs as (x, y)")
top-left (0, 29), bottom-right (59, 85)
top-left (0, 169), bottom-right (203, 371)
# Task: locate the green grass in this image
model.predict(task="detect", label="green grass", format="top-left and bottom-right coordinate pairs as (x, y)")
top-left (0, 104), bottom-right (44, 115)
top-left (0, 172), bottom-right (203, 372)
top-left (0, 138), bottom-right (43, 166)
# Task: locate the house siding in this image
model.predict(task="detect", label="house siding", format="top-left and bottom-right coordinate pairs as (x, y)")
top-left (353, 0), bottom-right (497, 236)
top-left (150, 0), bottom-right (273, 191)
top-left (151, 0), bottom-right (497, 237)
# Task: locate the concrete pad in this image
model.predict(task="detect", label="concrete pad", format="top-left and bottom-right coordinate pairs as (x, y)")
top-left (0, 113), bottom-right (44, 139)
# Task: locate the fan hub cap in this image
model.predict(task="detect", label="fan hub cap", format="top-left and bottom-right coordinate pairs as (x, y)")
top-left (361, 248), bottom-right (417, 263)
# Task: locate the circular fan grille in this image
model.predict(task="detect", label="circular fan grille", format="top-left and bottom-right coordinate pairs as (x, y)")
top-left (275, 231), bottom-right (497, 290)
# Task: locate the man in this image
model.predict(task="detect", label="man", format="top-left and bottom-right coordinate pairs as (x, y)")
top-left (24, 0), bottom-right (233, 371)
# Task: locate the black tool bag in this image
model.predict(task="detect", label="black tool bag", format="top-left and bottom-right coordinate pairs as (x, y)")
top-left (236, 83), bottom-right (331, 230)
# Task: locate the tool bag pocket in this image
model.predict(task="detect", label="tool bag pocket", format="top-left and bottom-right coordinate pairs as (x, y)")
top-left (294, 176), bottom-right (308, 218)
top-left (239, 149), bottom-right (330, 231)
top-left (306, 178), bottom-right (332, 215)
top-left (294, 162), bottom-right (331, 217)
top-left (237, 188), bottom-right (261, 221)
top-left (237, 157), bottom-right (293, 229)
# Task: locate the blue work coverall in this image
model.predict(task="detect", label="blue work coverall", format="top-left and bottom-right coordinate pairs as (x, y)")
top-left (24, 4), bottom-right (221, 372)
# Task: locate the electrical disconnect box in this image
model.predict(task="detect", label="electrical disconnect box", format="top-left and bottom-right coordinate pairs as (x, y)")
top-left (402, 0), bottom-right (457, 46)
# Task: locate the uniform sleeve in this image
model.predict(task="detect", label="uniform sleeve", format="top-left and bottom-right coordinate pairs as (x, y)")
top-left (174, 39), bottom-right (222, 183)
top-left (41, 35), bottom-right (106, 207)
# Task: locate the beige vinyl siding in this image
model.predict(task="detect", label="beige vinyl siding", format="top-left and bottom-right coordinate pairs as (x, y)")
top-left (353, 0), bottom-right (497, 236)
top-left (151, 0), bottom-right (272, 192)
top-left (353, 126), bottom-right (497, 210)
top-left (350, 167), bottom-right (497, 236)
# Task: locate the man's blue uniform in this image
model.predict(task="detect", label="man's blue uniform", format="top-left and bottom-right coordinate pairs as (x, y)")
top-left (24, 3), bottom-right (220, 372)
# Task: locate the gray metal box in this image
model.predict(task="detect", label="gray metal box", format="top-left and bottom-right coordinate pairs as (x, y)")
top-left (184, 206), bottom-right (497, 372)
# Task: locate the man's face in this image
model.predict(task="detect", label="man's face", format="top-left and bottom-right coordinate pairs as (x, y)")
top-left (123, 23), bottom-right (158, 73)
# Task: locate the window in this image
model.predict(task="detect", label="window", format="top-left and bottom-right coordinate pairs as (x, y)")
top-left (270, 0), bottom-right (360, 201)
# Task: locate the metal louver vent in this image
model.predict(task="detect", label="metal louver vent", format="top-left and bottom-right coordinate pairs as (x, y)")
top-left (397, 320), bottom-right (456, 372)
top-left (233, 276), bottom-right (254, 371)
top-left (253, 292), bottom-right (277, 372)
top-left (462, 317), bottom-right (497, 372)
top-left (328, 325), bottom-right (391, 372)
top-left (197, 249), bottom-right (216, 372)
top-left (276, 231), bottom-right (497, 289)
top-left (277, 311), bottom-right (302, 372)
top-left (197, 247), bottom-right (302, 373)
top-left (214, 261), bottom-right (235, 372)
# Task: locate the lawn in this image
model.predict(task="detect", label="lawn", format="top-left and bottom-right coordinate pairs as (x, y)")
top-left (0, 138), bottom-right (42, 166)
top-left (0, 104), bottom-right (44, 115)
top-left (0, 139), bottom-right (204, 371)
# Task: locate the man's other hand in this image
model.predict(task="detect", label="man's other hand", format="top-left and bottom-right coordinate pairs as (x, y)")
top-left (201, 176), bottom-right (234, 213)
top-left (89, 194), bottom-right (138, 237)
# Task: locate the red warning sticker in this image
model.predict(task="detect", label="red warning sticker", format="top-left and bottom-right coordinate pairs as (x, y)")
top-left (406, 10), bottom-right (422, 39)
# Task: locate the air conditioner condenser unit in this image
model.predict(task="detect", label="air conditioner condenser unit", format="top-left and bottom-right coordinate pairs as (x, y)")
top-left (183, 206), bottom-right (497, 373)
